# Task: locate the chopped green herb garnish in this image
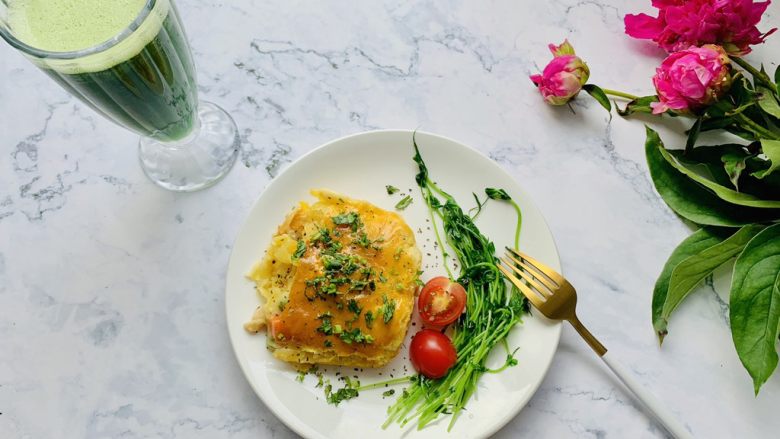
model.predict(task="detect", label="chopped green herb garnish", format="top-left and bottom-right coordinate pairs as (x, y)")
top-left (379, 273), bottom-right (388, 283)
top-left (339, 327), bottom-right (374, 344)
top-left (364, 310), bottom-right (375, 329)
top-left (386, 185), bottom-right (400, 195)
top-left (325, 377), bottom-right (360, 405)
top-left (324, 339), bottom-right (333, 348)
top-left (278, 299), bottom-right (288, 312)
top-left (311, 227), bottom-right (332, 246)
top-left (380, 294), bottom-right (396, 324)
top-left (350, 279), bottom-right (371, 291)
top-left (292, 239), bottom-right (306, 261)
top-left (347, 299), bottom-right (362, 316)
top-left (382, 389), bottom-right (396, 397)
top-left (332, 212), bottom-right (361, 232)
top-left (317, 312), bottom-right (334, 335)
top-left (354, 232), bottom-right (371, 248)
top-left (296, 370), bottom-right (306, 382)
top-left (395, 195), bottom-right (413, 210)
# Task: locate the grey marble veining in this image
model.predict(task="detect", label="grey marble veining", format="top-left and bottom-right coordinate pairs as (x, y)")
top-left (2, 0), bottom-right (779, 438)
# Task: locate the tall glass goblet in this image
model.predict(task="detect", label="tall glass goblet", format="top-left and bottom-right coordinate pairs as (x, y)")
top-left (0, 0), bottom-right (240, 191)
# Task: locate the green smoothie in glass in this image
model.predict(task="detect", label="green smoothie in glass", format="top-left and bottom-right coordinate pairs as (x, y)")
top-left (7, 0), bottom-right (197, 142)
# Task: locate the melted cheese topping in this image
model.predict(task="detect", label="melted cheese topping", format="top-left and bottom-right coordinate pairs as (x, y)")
top-left (245, 189), bottom-right (422, 367)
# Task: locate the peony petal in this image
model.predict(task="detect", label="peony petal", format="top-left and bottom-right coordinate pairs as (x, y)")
top-left (650, 101), bottom-right (669, 114)
top-left (625, 13), bottom-right (665, 39)
top-left (548, 39), bottom-right (576, 56)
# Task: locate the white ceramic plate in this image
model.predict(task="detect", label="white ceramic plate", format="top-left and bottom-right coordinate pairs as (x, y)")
top-left (226, 130), bottom-right (561, 439)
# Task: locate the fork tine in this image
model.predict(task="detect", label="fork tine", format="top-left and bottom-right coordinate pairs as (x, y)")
top-left (499, 257), bottom-right (554, 298)
top-left (496, 263), bottom-right (546, 309)
top-left (503, 251), bottom-right (559, 292)
top-left (505, 247), bottom-right (565, 285)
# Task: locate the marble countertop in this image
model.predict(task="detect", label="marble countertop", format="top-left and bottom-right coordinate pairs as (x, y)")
top-left (2, 1), bottom-right (779, 438)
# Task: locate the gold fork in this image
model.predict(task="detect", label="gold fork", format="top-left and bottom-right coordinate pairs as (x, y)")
top-left (498, 247), bottom-right (692, 439)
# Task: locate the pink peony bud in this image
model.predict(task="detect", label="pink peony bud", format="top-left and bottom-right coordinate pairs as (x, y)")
top-left (650, 45), bottom-right (732, 114)
top-left (625, 0), bottom-right (776, 56)
top-left (530, 40), bottom-right (590, 106)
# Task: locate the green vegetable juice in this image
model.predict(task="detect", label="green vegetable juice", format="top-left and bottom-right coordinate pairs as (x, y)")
top-left (8, 0), bottom-right (197, 141)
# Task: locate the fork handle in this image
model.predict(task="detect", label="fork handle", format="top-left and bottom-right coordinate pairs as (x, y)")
top-left (601, 352), bottom-right (693, 439)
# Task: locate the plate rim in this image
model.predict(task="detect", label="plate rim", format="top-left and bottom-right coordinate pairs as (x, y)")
top-left (225, 129), bottom-right (562, 439)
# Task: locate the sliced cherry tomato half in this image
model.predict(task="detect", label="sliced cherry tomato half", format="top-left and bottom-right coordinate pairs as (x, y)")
top-left (409, 329), bottom-right (457, 379)
top-left (417, 276), bottom-right (467, 327)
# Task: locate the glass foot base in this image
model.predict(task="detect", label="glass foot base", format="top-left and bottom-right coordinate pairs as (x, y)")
top-left (139, 101), bottom-right (240, 192)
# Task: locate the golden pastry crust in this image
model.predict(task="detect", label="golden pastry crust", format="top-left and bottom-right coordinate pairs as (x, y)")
top-left (244, 189), bottom-right (422, 368)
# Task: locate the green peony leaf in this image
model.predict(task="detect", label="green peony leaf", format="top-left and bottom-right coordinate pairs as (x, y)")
top-left (644, 127), bottom-right (780, 226)
top-left (775, 65), bottom-right (780, 95)
top-left (676, 144), bottom-right (751, 190)
top-left (722, 153), bottom-right (750, 190)
top-left (652, 228), bottom-right (734, 341)
top-left (582, 84), bottom-right (611, 114)
top-left (752, 139), bottom-right (780, 179)
top-left (617, 95), bottom-right (657, 116)
top-left (757, 86), bottom-right (780, 120)
top-left (730, 223), bottom-right (780, 394)
top-left (655, 136), bottom-right (780, 208)
top-left (660, 225), bottom-right (766, 339)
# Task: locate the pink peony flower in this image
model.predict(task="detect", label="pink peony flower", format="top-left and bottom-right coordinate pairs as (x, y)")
top-left (651, 45), bottom-right (732, 114)
top-left (530, 40), bottom-right (590, 106)
top-left (625, 0), bottom-right (776, 56)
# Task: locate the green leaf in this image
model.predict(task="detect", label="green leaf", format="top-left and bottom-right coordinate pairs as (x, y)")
top-left (617, 95), bottom-right (658, 116)
top-left (700, 116), bottom-right (737, 132)
top-left (394, 195), bottom-right (412, 210)
top-left (753, 139), bottom-right (780, 179)
top-left (660, 225), bottom-right (766, 337)
top-left (292, 239), bottom-right (307, 261)
top-left (732, 75), bottom-right (757, 106)
top-left (757, 86), bottom-right (780, 120)
top-left (652, 228), bottom-right (731, 340)
top-left (675, 144), bottom-right (751, 189)
top-left (722, 152), bottom-right (750, 190)
top-left (485, 188), bottom-right (511, 201)
top-left (655, 137), bottom-right (780, 208)
top-left (644, 127), bottom-right (778, 226)
top-left (775, 65), bottom-right (780, 95)
top-left (730, 223), bottom-right (780, 394)
top-left (583, 84), bottom-right (611, 113)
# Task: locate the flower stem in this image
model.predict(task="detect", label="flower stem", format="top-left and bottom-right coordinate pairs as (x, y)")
top-left (732, 57), bottom-right (775, 90)
top-left (601, 88), bottom-right (640, 100)
top-left (734, 112), bottom-right (780, 140)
